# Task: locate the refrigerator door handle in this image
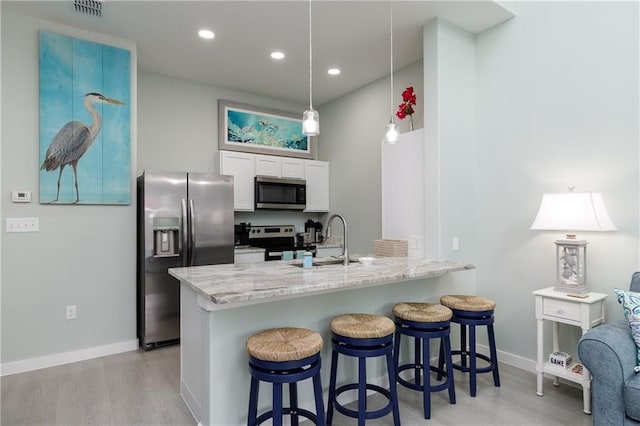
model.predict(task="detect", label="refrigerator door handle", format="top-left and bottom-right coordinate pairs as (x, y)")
top-left (189, 199), bottom-right (196, 267)
top-left (181, 198), bottom-right (189, 266)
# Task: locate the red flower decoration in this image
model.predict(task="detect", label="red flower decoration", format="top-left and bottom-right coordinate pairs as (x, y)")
top-left (396, 87), bottom-right (416, 122)
top-left (402, 87), bottom-right (417, 104)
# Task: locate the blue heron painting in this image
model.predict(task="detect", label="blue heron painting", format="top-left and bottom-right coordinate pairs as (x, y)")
top-left (39, 31), bottom-right (131, 204)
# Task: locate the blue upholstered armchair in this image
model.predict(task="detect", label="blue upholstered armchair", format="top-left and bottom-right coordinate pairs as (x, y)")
top-left (578, 273), bottom-right (640, 425)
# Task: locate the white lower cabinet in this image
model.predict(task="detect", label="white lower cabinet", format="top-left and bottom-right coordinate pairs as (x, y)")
top-left (304, 160), bottom-right (330, 212)
top-left (234, 251), bottom-right (266, 264)
top-left (316, 246), bottom-right (343, 258)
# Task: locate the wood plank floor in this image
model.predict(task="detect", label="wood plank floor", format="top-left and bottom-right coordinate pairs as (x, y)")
top-left (1, 345), bottom-right (592, 425)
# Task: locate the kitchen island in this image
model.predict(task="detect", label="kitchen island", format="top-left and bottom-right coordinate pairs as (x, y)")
top-left (169, 256), bottom-right (474, 425)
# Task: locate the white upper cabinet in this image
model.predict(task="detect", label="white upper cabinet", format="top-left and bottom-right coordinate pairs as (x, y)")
top-left (219, 151), bottom-right (255, 211)
top-left (304, 160), bottom-right (330, 212)
top-left (255, 154), bottom-right (305, 179)
top-left (219, 152), bottom-right (328, 212)
top-left (254, 155), bottom-right (281, 177)
top-left (281, 158), bottom-right (305, 179)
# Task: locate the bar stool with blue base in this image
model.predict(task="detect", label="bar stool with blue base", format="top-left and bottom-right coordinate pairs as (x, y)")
top-left (326, 313), bottom-right (400, 426)
top-left (439, 295), bottom-right (500, 397)
top-left (246, 327), bottom-right (325, 426)
top-left (393, 302), bottom-right (456, 419)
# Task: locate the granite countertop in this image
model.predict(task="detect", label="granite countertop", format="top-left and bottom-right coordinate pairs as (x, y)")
top-left (169, 256), bottom-right (475, 308)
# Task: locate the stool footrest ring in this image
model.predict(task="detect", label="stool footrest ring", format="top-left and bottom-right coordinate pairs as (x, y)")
top-left (451, 350), bottom-right (496, 374)
top-left (255, 407), bottom-right (318, 425)
top-left (333, 383), bottom-right (395, 420)
top-left (397, 364), bottom-right (451, 393)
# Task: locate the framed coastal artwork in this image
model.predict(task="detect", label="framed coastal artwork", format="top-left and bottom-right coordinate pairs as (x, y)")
top-left (218, 99), bottom-right (316, 159)
top-left (39, 31), bottom-right (131, 205)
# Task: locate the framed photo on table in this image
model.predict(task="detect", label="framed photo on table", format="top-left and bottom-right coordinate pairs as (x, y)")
top-left (218, 99), bottom-right (316, 159)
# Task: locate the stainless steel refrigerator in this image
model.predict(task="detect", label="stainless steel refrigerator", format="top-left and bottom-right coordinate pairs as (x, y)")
top-left (136, 170), bottom-right (234, 349)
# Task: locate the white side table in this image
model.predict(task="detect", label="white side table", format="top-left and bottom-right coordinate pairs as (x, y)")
top-left (533, 287), bottom-right (608, 414)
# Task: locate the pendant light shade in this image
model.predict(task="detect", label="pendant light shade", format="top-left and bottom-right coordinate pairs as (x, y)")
top-left (383, 0), bottom-right (396, 144)
top-left (384, 122), bottom-right (399, 144)
top-left (303, 109), bottom-right (319, 136)
top-left (303, 0), bottom-right (319, 136)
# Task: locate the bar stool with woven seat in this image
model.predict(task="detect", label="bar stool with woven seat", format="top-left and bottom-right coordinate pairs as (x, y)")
top-left (326, 313), bottom-right (400, 426)
top-left (393, 302), bottom-right (456, 419)
top-left (439, 295), bottom-right (500, 397)
top-left (246, 327), bottom-right (325, 426)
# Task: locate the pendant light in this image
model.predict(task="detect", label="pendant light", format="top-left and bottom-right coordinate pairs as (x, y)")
top-left (383, 0), bottom-right (398, 144)
top-left (302, 0), bottom-right (319, 136)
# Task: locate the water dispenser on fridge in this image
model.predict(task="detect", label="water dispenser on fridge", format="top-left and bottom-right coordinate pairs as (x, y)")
top-left (153, 217), bottom-right (180, 257)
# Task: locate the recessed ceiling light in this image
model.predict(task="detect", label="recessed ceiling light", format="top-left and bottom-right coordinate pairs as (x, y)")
top-left (271, 51), bottom-right (285, 60)
top-left (198, 29), bottom-right (215, 40)
top-left (328, 68), bottom-right (341, 76)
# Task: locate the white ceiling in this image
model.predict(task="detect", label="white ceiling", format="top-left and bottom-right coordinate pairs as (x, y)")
top-left (3, 1), bottom-right (514, 106)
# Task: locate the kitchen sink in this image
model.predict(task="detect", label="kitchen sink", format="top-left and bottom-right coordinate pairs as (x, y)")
top-left (290, 258), bottom-right (359, 267)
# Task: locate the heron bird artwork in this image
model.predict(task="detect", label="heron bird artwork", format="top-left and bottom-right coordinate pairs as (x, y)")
top-left (40, 92), bottom-right (125, 204)
top-left (39, 30), bottom-right (131, 205)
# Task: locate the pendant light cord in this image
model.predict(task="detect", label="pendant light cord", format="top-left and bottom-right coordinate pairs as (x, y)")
top-left (309, 0), bottom-right (313, 110)
top-left (389, 0), bottom-right (394, 122)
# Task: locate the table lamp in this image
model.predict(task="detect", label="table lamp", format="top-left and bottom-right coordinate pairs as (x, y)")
top-left (530, 190), bottom-right (616, 294)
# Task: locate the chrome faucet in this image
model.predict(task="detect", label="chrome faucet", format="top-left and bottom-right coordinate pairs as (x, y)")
top-left (325, 213), bottom-right (349, 266)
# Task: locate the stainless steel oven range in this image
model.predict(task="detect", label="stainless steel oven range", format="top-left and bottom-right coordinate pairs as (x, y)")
top-left (248, 225), bottom-right (315, 261)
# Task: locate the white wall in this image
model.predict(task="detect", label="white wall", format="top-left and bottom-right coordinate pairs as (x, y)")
top-left (1, 11), bottom-right (138, 366)
top-left (419, 18), bottom-right (481, 326)
top-left (137, 72), bottom-right (305, 175)
top-left (424, 18), bottom-right (477, 265)
top-left (475, 1), bottom-right (639, 359)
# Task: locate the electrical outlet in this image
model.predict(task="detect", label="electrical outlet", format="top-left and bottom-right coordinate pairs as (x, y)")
top-left (408, 236), bottom-right (421, 249)
top-left (66, 305), bottom-right (77, 320)
top-left (452, 237), bottom-right (460, 251)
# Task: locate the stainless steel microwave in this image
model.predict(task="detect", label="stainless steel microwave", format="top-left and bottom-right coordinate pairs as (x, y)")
top-left (255, 176), bottom-right (306, 210)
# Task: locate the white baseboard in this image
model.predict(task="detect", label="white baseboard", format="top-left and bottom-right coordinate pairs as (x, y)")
top-left (180, 379), bottom-right (201, 424)
top-left (0, 339), bottom-right (139, 377)
top-left (476, 343), bottom-right (537, 373)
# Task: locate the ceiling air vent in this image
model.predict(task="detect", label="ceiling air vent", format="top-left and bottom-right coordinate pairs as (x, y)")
top-left (73, 0), bottom-right (103, 17)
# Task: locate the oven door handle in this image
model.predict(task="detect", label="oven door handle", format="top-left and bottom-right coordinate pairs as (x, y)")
top-left (268, 251), bottom-right (283, 256)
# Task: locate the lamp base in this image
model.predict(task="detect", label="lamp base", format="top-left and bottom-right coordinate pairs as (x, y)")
top-left (553, 284), bottom-right (590, 294)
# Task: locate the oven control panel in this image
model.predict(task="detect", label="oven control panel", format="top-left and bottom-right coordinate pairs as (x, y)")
top-left (249, 225), bottom-right (296, 239)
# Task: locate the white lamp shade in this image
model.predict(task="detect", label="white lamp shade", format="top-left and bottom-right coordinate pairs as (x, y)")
top-left (530, 192), bottom-right (616, 232)
top-left (383, 122), bottom-right (399, 144)
top-left (302, 109), bottom-right (319, 136)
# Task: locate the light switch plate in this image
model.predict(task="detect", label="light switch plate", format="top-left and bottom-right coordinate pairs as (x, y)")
top-left (6, 218), bottom-right (39, 233)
